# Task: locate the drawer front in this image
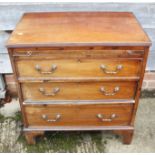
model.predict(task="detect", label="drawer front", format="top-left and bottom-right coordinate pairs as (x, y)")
top-left (16, 59), bottom-right (141, 78)
top-left (25, 104), bottom-right (133, 126)
top-left (22, 81), bottom-right (137, 101)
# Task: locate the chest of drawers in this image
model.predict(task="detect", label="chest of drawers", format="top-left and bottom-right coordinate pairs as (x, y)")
top-left (6, 12), bottom-right (151, 145)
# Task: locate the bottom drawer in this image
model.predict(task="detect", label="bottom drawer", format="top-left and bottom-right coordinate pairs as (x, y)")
top-left (25, 104), bottom-right (133, 126)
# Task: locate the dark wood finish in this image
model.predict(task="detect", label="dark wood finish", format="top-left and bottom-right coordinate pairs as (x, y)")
top-left (7, 12), bottom-right (151, 145)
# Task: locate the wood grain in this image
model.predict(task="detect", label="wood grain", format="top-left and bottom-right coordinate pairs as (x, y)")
top-left (130, 47), bottom-right (150, 125)
top-left (16, 59), bottom-right (141, 78)
top-left (13, 46), bottom-right (146, 51)
top-left (7, 12), bottom-right (151, 145)
top-left (6, 12), bottom-right (151, 47)
top-left (13, 49), bottom-right (144, 58)
top-left (24, 104), bottom-right (133, 126)
top-left (22, 81), bottom-right (137, 101)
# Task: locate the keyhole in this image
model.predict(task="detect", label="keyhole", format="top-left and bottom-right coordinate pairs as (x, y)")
top-left (77, 58), bottom-right (82, 63)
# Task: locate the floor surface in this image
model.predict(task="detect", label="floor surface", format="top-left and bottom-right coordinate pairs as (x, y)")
top-left (0, 98), bottom-right (154, 153)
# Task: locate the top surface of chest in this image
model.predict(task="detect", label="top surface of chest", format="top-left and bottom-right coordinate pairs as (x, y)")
top-left (7, 12), bottom-right (151, 48)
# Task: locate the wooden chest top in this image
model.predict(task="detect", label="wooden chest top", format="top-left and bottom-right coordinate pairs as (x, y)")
top-left (7, 12), bottom-right (151, 48)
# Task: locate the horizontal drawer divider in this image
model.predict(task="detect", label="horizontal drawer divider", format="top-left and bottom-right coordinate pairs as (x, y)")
top-left (14, 56), bottom-right (143, 60)
top-left (23, 126), bottom-right (134, 131)
top-left (23, 99), bottom-right (135, 105)
top-left (18, 77), bottom-right (140, 82)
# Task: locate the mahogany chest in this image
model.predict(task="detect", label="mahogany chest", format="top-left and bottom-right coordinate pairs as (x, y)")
top-left (6, 12), bottom-right (151, 144)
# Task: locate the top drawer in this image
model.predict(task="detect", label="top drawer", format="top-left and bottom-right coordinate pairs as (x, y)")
top-left (13, 49), bottom-right (143, 79)
top-left (15, 59), bottom-right (141, 78)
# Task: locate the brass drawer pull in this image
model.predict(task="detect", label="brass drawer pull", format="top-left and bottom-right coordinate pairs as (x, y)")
top-left (97, 113), bottom-right (116, 122)
top-left (42, 114), bottom-right (61, 122)
top-left (100, 64), bottom-right (123, 74)
top-left (39, 87), bottom-right (60, 96)
top-left (35, 64), bottom-right (57, 74)
top-left (100, 86), bottom-right (120, 96)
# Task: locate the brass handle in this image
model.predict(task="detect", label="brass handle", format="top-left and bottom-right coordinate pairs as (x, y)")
top-left (100, 64), bottom-right (123, 74)
top-left (42, 114), bottom-right (61, 122)
top-left (100, 86), bottom-right (120, 96)
top-left (39, 87), bottom-right (60, 96)
top-left (97, 113), bottom-right (116, 122)
top-left (35, 64), bottom-right (57, 74)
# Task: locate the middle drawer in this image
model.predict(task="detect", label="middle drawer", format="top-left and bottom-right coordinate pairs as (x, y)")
top-left (22, 81), bottom-right (137, 101)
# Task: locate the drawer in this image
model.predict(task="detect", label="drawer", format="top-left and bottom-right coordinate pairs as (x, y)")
top-left (22, 81), bottom-right (137, 101)
top-left (25, 104), bottom-right (133, 126)
top-left (16, 59), bottom-right (141, 78)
